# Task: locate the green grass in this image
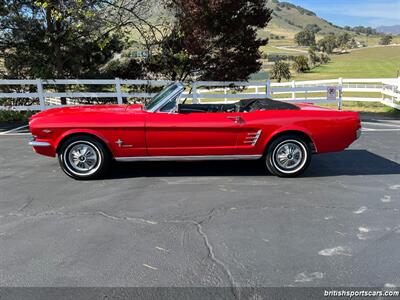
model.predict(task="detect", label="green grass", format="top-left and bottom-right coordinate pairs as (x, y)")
top-left (319, 102), bottom-right (400, 115)
top-left (292, 46), bottom-right (400, 80)
top-left (361, 36), bottom-right (400, 46)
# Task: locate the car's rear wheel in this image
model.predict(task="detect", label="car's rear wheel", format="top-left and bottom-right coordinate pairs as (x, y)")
top-left (58, 135), bottom-right (110, 180)
top-left (265, 135), bottom-right (311, 177)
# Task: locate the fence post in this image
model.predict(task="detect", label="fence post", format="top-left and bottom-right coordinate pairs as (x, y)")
top-left (397, 77), bottom-right (400, 103)
top-left (224, 87), bottom-right (228, 103)
top-left (115, 78), bottom-right (123, 105)
top-left (266, 80), bottom-right (271, 98)
top-left (338, 77), bottom-right (343, 110)
top-left (36, 79), bottom-right (46, 110)
top-left (192, 82), bottom-right (199, 104)
top-left (291, 80), bottom-right (296, 100)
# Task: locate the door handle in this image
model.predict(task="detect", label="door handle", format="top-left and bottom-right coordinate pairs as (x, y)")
top-left (227, 116), bottom-right (243, 124)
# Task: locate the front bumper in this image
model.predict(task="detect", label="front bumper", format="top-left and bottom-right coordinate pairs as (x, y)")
top-left (28, 136), bottom-right (56, 157)
top-left (29, 136), bottom-right (51, 147)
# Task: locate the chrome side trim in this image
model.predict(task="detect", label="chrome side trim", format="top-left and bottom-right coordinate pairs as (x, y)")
top-left (115, 155), bottom-right (262, 162)
top-left (29, 141), bottom-right (51, 147)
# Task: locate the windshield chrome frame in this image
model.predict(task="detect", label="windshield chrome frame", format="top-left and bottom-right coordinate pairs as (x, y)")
top-left (145, 83), bottom-right (185, 113)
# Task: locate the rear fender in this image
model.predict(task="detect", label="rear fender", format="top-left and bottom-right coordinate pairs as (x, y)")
top-left (263, 126), bottom-right (318, 152)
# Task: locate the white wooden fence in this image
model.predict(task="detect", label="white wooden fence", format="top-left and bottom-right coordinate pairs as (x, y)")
top-left (0, 77), bottom-right (399, 111)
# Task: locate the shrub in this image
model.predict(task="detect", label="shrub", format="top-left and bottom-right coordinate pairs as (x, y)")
top-left (270, 61), bottom-right (291, 82)
top-left (379, 35), bottom-right (393, 45)
top-left (308, 48), bottom-right (320, 67)
top-left (266, 53), bottom-right (297, 62)
top-left (320, 53), bottom-right (331, 64)
top-left (0, 110), bottom-right (37, 123)
top-left (292, 56), bottom-right (310, 73)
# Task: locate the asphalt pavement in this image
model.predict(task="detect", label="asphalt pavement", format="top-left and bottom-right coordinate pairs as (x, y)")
top-left (0, 120), bottom-right (399, 295)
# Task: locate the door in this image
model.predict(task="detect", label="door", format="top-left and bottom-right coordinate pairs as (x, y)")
top-left (145, 111), bottom-right (243, 156)
top-left (234, 110), bottom-right (277, 155)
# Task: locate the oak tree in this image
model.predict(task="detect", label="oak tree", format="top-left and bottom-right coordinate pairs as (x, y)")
top-left (294, 29), bottom-right (316, 47)
top-left (149, 0), bottom-right (273, 81)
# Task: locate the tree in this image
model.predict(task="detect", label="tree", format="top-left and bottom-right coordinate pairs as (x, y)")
top-left (308, 48), bottom-right (320, 67)
top-left (294, 29), bottom-right (316, 46)
top-left (270, 61), bottom-right (291, 82)
top-left (379, 35), bottom-right (393, 45)
top-left (0, 0), bottom-right (122, 104)
top-left (347, 37), bottom-right (358, 49)
top-left (304, 24), bottom-right (321, 34)
top-left (337, 33), bottom-right (351, 49)
top-left (0, 1), bottom-right (125, 79)
top-left (349, 26), bottom-right (378, 35)
top-left (0, 0), bottom-right (161, 103)
top-left (292, 55), bottom-right (309, 73)
top-left (318, 35), bottom-right (337, 54)
top-left (320, 53), bottom-right (331, 64)
top-left (149, 0), bottom-right (273, 81)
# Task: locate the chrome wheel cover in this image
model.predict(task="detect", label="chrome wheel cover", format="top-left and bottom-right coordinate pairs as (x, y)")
top-left (64, 141), bottom-right (102, 176)
top-left (271, 140), bottom-right (307, 174)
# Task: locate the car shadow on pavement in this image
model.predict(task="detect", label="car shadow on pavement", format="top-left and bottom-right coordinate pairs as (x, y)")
top-left (105, 150), bottom-right (400, 179)
top-left (304, 150), bottom-right (400, 177)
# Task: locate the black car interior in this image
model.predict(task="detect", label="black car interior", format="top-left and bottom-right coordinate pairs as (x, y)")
top-left (178, 99), bottom-right (300, 113)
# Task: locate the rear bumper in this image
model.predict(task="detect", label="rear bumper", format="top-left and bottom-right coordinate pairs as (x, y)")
top-left (356, 128), bottom-right (362, 140)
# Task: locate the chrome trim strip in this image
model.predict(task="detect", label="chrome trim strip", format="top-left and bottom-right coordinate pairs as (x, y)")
top-left (252, 130), bottom-right (262, 146)
top-left (29, 141), bottom-right (51, 147)
top-left (115, 155), bottom-right (262, 162)
top-left (244, 130), bottom-right (262, 146)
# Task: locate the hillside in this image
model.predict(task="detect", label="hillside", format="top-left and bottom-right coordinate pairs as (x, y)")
top-left (262, 0), bottom-right (350, 39)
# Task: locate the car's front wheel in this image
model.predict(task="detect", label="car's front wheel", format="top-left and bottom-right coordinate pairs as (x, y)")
top-left (265, 135), bottom-right (311, 177)
top-left (58, 135), bottom-right (110, 180)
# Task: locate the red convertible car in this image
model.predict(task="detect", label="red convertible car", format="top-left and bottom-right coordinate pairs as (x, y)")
top-left (29, 83), bottom-right (361, 179)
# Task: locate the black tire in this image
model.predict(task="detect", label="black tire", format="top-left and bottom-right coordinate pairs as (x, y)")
top-left (265, 135), bottom-right (311, 178)
top-left (58, 135), bottom-right (111, 180)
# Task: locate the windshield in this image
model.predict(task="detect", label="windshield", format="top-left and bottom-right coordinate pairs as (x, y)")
top-left (145, 84), bottom-right (180, 111)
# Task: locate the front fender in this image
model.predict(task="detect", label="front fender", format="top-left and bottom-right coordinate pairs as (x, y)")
top-left (54, 129), bottom-right (115, 156)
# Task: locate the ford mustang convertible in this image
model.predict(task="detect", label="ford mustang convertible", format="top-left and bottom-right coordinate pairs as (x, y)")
top-left (29, 83), bottom-right (361, 179)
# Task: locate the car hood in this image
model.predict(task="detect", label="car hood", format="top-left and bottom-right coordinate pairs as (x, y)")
top-left (30, 104), bottom-right (143, 120)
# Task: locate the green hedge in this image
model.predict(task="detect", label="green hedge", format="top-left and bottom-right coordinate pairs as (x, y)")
top-left (0, 110), bottom-right (37, 123)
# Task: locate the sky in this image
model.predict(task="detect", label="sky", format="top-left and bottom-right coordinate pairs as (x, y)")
top-left (284, 0), bottom-right (400, 27)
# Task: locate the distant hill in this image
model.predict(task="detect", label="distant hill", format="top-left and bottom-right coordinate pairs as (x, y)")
top-left (261, 0), bottom-right (350, 39)
top-left (376, 25), bottom-right (400, 35)
top-left (149, 0), bottom-right (366, 40)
